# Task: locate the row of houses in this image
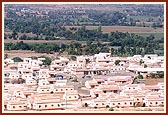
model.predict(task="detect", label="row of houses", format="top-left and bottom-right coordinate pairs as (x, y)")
top-left (3, 53), bottom-right (165, 111)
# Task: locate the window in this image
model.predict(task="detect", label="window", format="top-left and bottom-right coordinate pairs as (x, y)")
top-left (113, 103), bottom-right (115, 105)
top-left (19, 106), bottom-right (22, 108)
top-left (150, 102), bottom-right (152, 104)
top-left (61, 89), bottom-right (63, 91)
top-left (45, 105), bottom-right (47, 107)
top-left (118, 103), bottom-right (120, 105)
top-left (137, 98), bottom-right (139, 101)
top-left (69, 96), bottom-right (71, 98)
top-left (130, 102), bottom-right (132, 105)
top-left (125, 102), bottom-right (127, 105)
top-left (74, 96), bottom-right (77, 98)
top-left (39, 105), bottom-right (41, 108)
top-left (96, 104), bottom-right (98, 106)
top-left (102, 103), bottom-right (104, 105)
top-left (13, 106), bottom-right (15, 108)
top-left (156, 102), bottom-right (158, 104)
top-left (58, 104), bottom-right (60, 107)
top-left (51, 104), bottom-right (54, 107)
top-left (66, 89), bottom-right (68, 90)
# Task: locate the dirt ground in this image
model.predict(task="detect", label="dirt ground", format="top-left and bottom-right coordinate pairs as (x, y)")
top-left (65, 26), bottom-right (164, 33)
top-left (144, 78), bottom-right (164, 85)
top-left (4, 50), bottom-right (58, 60)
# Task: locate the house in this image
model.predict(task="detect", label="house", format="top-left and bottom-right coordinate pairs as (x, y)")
top-left (90, 89), bottom-right (103, 98)
top-left (144, 95), bottom-right (164, 107)
top-left (50, 57), bottom-right (69, 71)
top-left (89, 98), bottom-right (107, 108)
top-left (4, 58), bottom-right (14, 65)
top-left (63, 90), bottom-right (79, 101)
top-left (31, 99), bottom-right (64, 110)
top-left (6, 101), bottom-right (27, 111)
top-left (26, 78), bottom-right (37, 86)
top-left (108, 96), bottom-right (134, 108)
top-left (55, 79), bottom-right (67, 86)
top-left (97, 85), bottom-right (121, 94)
top-left (85, 80), bottom-right (99, 89)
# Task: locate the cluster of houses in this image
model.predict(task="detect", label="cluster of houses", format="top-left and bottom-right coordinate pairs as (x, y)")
top-left (3, 53), bottom-right (165, 111)
top-left (84, 78), bottom-right (164, 109)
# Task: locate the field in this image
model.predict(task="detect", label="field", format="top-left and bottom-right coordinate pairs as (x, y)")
top-left (4, 39), bottom-right (76, 44)
top-left (144, 78), bottom-right (164, 85)
top-left (4, 50), bottom-right (59, 60)
top-left (65, 26), bottom-right (164, 34)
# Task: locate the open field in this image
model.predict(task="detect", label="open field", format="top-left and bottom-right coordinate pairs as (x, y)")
top-left (135, 33), bottom-right (164, 39)
top-left (4, 39), bottom-right (76, 44)
top-left (4, 50), bottom-right (58, 60)
top-left (65, 26), bottom-right (164, 33)
top-left (144, 78), bottom-right (164, 85)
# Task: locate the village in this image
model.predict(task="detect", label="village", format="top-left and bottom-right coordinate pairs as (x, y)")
top-left (3, 52), bottom-right (165, 112)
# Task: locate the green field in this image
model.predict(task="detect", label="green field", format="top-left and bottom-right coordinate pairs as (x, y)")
top-left (135, 33), bottom-right (164, 39)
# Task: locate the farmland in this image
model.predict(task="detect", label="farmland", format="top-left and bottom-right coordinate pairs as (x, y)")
top-left (65, 25), bottom-right (164, 33)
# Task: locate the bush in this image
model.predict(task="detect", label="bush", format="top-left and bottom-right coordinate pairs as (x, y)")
top-left (39, 56), bottom-right (51, 65)
top-left (137, 74), bottom-right (143, 79)
top-left (109, 107), bottom-right (114, 111)
top-left (114, 60), bottom-right (121, 65)
top-left (12, 57), bottom-right (23, 62)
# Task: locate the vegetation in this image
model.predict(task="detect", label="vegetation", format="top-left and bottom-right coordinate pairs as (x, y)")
top-left (109, 107), bottom-right (114, 111)
top-left (39, 56), bottom-right (51, 66)
top-left (4, 4), bottom-right (164, 56)
top-left (12, 57), bottom-right (23, 62)
top-left (146, 72), bottom-right (164, 79)
top-left (114, 60), bottom-right (121, 65)
top-left (144, 64), bottom-right (147, 68)
top-left (137, 74), bottom-right (143, 79)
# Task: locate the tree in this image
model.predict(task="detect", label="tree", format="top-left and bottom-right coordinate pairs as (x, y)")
top-left (39, 56), bottom-right (51, 66)
top-left (12, 57), bottom-right (23, 62)
top-left (144, 64), bottom-right (147, 68)
top-left (109, 107), bottom-right (114, 111)
top-left (139, 59), bottom-right (144, 65)
top-left (137, 74), bottom-right (143, 79)
top-left (12, 30), bottom-right (18, 40)
top-left (114, 60), bottom-right (121, 65)
top-left (4, 53), bottom-right (9, 59)
top-left (70, 56), bottom-right (77, 61)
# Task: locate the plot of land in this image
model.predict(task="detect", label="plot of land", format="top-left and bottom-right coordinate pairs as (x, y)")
top-left (65, 26), bottom-right (164, 33)
top-left (4, 39), bottom-right (75, 44)
top-left (4, 50), bottom-right (57, 59)
top-left (144, 78), bottom-right (164, 85)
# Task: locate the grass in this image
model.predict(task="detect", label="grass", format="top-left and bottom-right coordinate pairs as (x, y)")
top-left (127, 15), bottom-right (161, 22)
top-left (134, 33), bottom-right (164, 39)
top-left (65, 26), bottom-right (164, 34)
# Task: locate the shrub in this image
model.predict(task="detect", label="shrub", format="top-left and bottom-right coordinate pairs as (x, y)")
top-left (12, 57), bottom-right (23, 62)
top-left (109, 107), bottom-right (114, 111)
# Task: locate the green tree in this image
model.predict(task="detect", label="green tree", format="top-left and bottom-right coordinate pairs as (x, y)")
top-left (139, 59), bottom-right (144, 65)
top-left (109, 107), bottom-right (114, 111)
top-left (144, 64), bottom-right (147, 68)
top-left (4, 53), bottom-right (9, 59)
top-left (39, 56), bottom-right (51, 65)
top-left (137, 74), bottom-right (143, 79)
top-left (114, 60), bottom-right (121, 65)
top-left (12, 57), bottom-right (23, 62)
